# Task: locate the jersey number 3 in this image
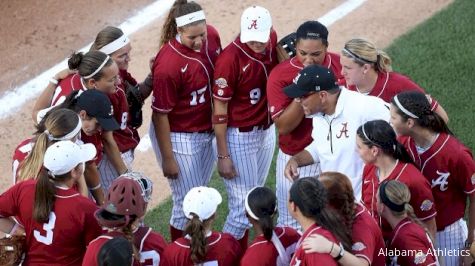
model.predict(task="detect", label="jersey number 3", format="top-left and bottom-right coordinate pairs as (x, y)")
top-left (34, 212), bottom-right (56, 245)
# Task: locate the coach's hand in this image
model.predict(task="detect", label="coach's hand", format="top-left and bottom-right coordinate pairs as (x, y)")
top-left (162, 157), bottom-right (179, 179)
top-left (285, 157), bottom-right (300, 181)
top-left (218, 157), bottom-right (237, 179)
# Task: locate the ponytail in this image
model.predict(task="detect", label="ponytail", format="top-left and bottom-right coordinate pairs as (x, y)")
top-left (67, 51), bottom-right (112, 81)
top-left (259, 215), bottom-right (274, 241)
top-left (375, 50), bottom-right (392, 72)
top-left (245, 186), bottom-right (277, 241)
top-left (17, 133), bottom-right (49, 182)
top-left (33, 169), bottom-right (60, 223)
top-left (185, 214), bottom-right (208, 264)
top-left (316, 208), bottom-right (352, 250)
top-left (394, 142), bottom-right (413, 164)
top-left (159, 0), bottom-right (204, 47)
top-left (122, 218), bottom-right (140, 261)
top-left (404, 203), bottom-right (434, 243)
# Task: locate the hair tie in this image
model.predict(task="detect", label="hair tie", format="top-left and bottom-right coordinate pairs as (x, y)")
top-left (49, 116), bottom-right (82, 141)
top-left (393, 95), bottom-right (419, 119)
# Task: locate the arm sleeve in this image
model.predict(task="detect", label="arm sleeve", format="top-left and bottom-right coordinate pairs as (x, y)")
top-left (0, 183), bottom-right (21, 217)
top-left (266, 67), bottom-right (293, 120)
top-left (151, 57), bottom-right (180, 114)
top-left (212, 49), bottom-right (239, 101)
top-left (304, 140), bottom-right (321, 164)
top-left (454, 148), bottom-right (475, 194)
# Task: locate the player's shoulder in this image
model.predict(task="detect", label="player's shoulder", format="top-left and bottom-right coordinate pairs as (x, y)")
top-left (206, 24), bottom-right (220, 38)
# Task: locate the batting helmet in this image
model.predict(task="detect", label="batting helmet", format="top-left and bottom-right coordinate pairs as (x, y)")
top-left (95, 172), bottom-right (153, 227)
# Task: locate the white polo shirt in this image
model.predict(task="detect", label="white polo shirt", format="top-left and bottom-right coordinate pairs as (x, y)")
top-left (305, 88), bottom-right (390, 200)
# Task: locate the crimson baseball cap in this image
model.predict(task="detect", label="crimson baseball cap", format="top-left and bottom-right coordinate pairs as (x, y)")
top-left (284, 65), bottom-right (339, 98)
top-left (296, 20), bottom-right (328, 41)
top-left (77, 89), bottom-right (119, 131)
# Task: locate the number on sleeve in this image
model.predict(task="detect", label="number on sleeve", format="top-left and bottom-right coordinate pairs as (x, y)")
top-left (140, 250), bottom-right (160, 266)
top-left (33, 212), bottom-right (56, 245)
top-left (190, 86), bottom-right (207, 106)
top-left (249, 88), bottom-right (261, 105)
top-left (120, 112), bottom-right (128, 130)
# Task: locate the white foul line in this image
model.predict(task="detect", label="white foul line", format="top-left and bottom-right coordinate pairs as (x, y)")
top-left (0, 0), bottom-right (175, 120)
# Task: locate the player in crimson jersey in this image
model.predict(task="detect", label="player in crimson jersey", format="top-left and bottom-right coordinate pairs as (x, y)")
top-left (288, 177), bottom-right (351, 266)
top-left (150, 0), bottom-right (221, 241)
top-left (160, 186), bottom-right (242, 266)
top-left (82, 172), bottom-right (167, 266)
top-left (96, 237), bottom-right (133, 266)
top-left (0, 141), bottom-right (102, 266)
top-left (301, 172), bottom-right (386, 266)
top-left (378, 180), bottom-right (440, 266)
top-left (212, 5), bottom-right (277, 248)
top-left (240, 186), bottom-right (300, 266)
top-left (356, 120), bottom-right (437, 239)
top-left (266, 20), bottom-right (343, 229)
top-left (340, 38), bottom-right (448, 122)
top-left (390, 91), bottom-right (475, 266)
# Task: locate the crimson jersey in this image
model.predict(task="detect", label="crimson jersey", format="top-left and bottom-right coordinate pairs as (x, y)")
top-left (83, 227), bottom-right (167, 266)
top-left (212, 31), bottom-right (278, 127)
top-left (0, 179), bottom-right (101, 266)
top-left (267, 52), bottom-right (342, 155)
top-left (388, 218), bottom-right (438, 266)
top-left (290, 223), bottom-right (338, 266)
top-left (240, 226), bottom-right (300, 266)
top-left (351, 204), bottom-right (386, 266)
top-left (346, 71), bottom-right (439, 110)
top-left (12, 138), bottom-right (33, 182)
top-left (399, 133), bottom-right (475, 230)
top-left (51, 73), bottom-right (85, 106)
top-left (151, 25), bottom-right (221, 132)
top-left (160, 231), bottom-right (241, 266)
top-left (362, 161), bottom-right (436, 222)
top-left (80, 130), bottom-right (103, 165)
top-left (109, 75), bottom-right (140, 152)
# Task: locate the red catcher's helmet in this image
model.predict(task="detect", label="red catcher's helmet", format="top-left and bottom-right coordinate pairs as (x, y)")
top-left (95, 172), bottom-right (153, 227)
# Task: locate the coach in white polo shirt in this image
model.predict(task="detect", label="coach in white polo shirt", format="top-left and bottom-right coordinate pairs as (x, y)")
top-left (283, 65), bottom-right (389, 200)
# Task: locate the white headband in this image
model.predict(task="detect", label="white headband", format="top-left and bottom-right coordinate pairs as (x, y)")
top-left (394, 95), bottom-right (419, 119)
top-left (245, 187), bottom-right (260, 220)
top-left (83, 55), bottom-right (110, 79)
top-left (99, 34), bottom-right (130, 55)
top-left (44, 116), bottom-right (82, 141)
top-left (175, 10), bottom-right (206, 27)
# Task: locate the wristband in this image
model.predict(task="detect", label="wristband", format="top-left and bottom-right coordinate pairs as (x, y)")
top-left (212, 114), bottom-right (228, 124)
top-left (334, 242), bottom-right (345, 261)
top-left (217, 154), bottom-right (230, 159)
top-left (49, 78), bottom-right (59, 85)
top-left (9, 223), bottom-right (20, 235)
top-left (89, 183), bottom-right (102, 191)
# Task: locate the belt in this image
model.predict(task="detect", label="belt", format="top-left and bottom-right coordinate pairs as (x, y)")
top-left (237, 124), bottom-right (271, 133)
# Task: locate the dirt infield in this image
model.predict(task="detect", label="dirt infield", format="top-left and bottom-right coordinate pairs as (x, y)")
top-left (0, 0), bottom-right (452, 208)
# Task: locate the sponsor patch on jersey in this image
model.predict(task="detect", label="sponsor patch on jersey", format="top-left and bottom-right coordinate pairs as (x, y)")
top-left (217, 89), bottom-right (224, 96)
top-left (414, 251), bottom-right (427, 264)
top-left (420, 199), bottom-right (433, 211)
top-left (215, 78), bottom-right (228, 89)
top-left (352, 242), bottom-right (366, 251)
top-left (471, 173), bottom-right (475, 185)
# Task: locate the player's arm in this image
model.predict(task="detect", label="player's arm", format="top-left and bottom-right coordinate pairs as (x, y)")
top-left (303, 234), bottom-right (369, 266)
top-left (285, 149), bottom-right (315, 181)
top-left (101, 131), bottom-right (128, 175)
top-left (137, 57), bottom-right (156, 100)
top-left (151, 112), bottom-right (179, 179)
top-left (32, 69), bottom-right (74, 122)
top-left (84, 161), bottom-right (105, 205)
top-left (273, 100), bottom-right (305, 135)
top-left (213, 99), bottom-right (237, 179)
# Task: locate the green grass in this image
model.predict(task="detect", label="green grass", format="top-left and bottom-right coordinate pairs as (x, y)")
top-left (145, 0), bottom-right (474, 240)
top-left (385, 0), bottom-right (475, 150)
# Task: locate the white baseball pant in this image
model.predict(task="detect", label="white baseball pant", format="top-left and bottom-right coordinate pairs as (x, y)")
top-left (222, 125), bottom-right (276, 239)
top-left (149, 125), bottom-right (215, 230)
top-left (98, 149), bottom-right (134, 191)
top-left (276, 149), bottom-right (321, 230)
top-left (435, 218), bottom-right (468, 266)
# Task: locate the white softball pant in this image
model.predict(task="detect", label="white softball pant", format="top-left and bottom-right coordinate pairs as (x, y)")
top-left (435, 218), bottom-right (468, 266)
top-left (276, 149), bottom-right (321, 230)
top-left (149, 125), bottom-right (215, 230)
top-left (98, 149), bottom-right (134, 191)
top-left (222, 125), bottom-right (276, 239)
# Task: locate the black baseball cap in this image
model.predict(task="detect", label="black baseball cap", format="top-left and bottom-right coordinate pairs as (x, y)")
top-left (77, 89), bottom-right (120, 131)
top-left (284, 65), bottom-right (339, 98)
top-left (296, 21), bottom-right (328, 41)
top-left (97, 237), bottom-right (133, 266)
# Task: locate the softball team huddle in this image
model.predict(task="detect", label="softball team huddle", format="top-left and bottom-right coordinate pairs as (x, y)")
top-left (1, 0), bottom-right (474, 265)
